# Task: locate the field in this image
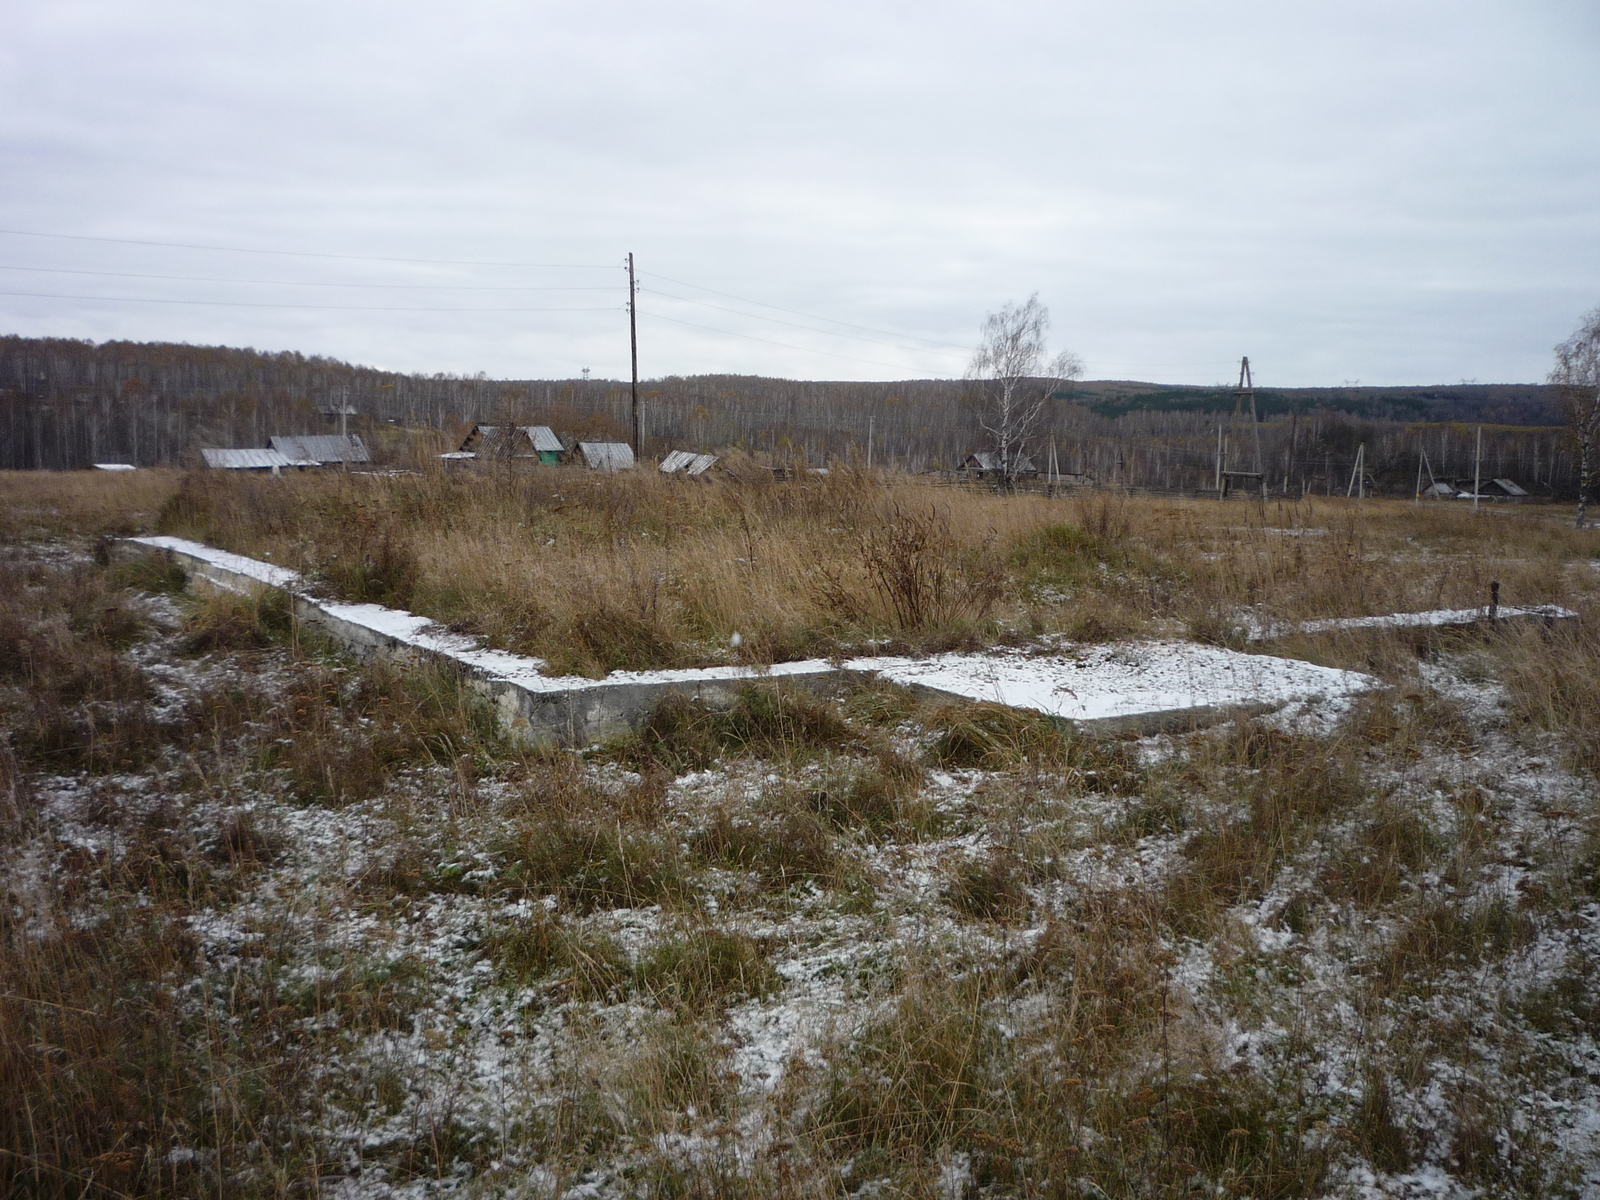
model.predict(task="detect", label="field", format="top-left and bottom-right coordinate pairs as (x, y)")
top-left (3, 463), bottom-right (1599, 1199)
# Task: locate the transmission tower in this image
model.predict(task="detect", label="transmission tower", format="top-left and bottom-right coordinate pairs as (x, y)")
top-left (1218, 356), bottom-right (1265, 498)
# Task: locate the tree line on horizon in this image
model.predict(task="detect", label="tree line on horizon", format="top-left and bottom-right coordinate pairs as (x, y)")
top-left (0, 334), bottom-right (1584, 497)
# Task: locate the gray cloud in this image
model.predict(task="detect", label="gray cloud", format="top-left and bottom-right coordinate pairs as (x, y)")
top-left (1, 0), bottom-right (1596, 385)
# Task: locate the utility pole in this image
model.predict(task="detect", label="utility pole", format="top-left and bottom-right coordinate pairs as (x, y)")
top-left (1473, 424), bottom-right (1482, 512)
top-left (628, 252), bottom-right (640, 458)
top-left (1347, 443), bottom-right (1365, 498)
top-left (867, 414), bottom-right (873, 469)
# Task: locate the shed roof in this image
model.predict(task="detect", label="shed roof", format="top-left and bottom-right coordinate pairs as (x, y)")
top-left (202, 448), bottom-right (293, 470)
top-left (579, 442), bottom-right (636, 471)
top-left (269, 434), bottom-right (370, 464)
top-left (660, 450), bottom-right (718, 476)
top-left (93, 462), bottom-right (137, 471)
top-left (1491, 477), bottom-right (1529, 497)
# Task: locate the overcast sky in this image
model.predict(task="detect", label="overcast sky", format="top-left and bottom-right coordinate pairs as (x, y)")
top-left (1, 0), bottom-right (1597, 386)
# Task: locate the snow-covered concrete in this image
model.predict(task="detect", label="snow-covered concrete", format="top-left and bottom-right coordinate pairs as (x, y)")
top-left (850, 642), bottom-right (1377, 733)
top-left (124, 536), bottom-right (1381, 743)
top-left (1247, 603), bottom-right (1577, 641)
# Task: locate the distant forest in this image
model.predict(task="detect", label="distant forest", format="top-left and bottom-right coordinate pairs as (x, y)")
top-left (0, 335), bottom-right (1584, 497)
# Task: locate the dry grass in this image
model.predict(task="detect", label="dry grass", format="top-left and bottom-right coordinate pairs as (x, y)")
top-left (2, 467), bottom-right (1599, 1197)
top-left (114, 463), bottom-right (1596, 678)
top-left (0, 469), bottom-right (180, 541)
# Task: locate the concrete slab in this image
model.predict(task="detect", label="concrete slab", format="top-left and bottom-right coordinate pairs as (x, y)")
top-left (849, 643), bottom-right (1377, 735)
top-left (121, 536), bottom-right (1382, 746)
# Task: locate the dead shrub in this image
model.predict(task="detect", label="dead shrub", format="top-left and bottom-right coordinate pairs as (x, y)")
top-left (818, 503), bottom-right (1004, 636)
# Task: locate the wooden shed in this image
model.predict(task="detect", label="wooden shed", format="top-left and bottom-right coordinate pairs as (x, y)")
top-left (579, 442), bottom-right (636, 472)
top-left (659, 450), bottom-right (718, 477)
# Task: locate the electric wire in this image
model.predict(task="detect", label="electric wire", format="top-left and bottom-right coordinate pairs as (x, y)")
top-left (0, 264), bottom-right (620, 291)
top-left (0, 228), bottom-right (616, 269)
top-left (642, 309), bottom-right (951, 372)
top-left (641, 285), bottom-right (967, 359)
top-left (645, 270), bottom-right (972, 351)
top-left (0, 290), bottom-right (620, 313)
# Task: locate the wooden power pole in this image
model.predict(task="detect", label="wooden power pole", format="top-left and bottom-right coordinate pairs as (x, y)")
top-left (628, 252), bottom-right (640, 458)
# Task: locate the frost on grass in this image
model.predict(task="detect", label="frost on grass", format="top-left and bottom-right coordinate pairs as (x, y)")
top-left (4, 540), bottom-right (1600, 1198)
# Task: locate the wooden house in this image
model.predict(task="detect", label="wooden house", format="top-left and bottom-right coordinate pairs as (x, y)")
top-left (962, 451), bottom-right (1038, 479)
top-left (455, 424), bottom-right (565, 464)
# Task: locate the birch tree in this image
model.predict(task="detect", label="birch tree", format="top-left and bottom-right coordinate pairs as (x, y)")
top-left (1550, 307), bottom-right (1600, 528)
top-left (966, 295), bottom-right (1083, 490)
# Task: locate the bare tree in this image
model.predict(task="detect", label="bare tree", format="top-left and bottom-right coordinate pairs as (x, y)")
top-left (966, 295), bottom-right (1083, 490)
top-left (1550, 307), bottom-right (1600, 528)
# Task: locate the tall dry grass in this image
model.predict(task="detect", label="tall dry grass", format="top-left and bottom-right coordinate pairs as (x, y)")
top-left (135, 463), bottom-right (1598, 676)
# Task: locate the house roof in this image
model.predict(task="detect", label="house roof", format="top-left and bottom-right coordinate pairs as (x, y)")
top-left (965, 451), bottom-right (1037, 473)
top-left (458, 424), bottom-right (563, 455)
top-left (269, 434), bottom-right (371, 464)
top-left (660, 450), bottom-right (718, 476)
top-left (579, 442), bottom-right (636, 471)
top-left (202, 448), bottom-right (293, 470)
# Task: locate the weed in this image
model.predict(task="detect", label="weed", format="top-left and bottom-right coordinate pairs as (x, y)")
top-left (632, 683), bottom-right (853, 770)
top-left (693, 807), bottom-right (858, 894)
top-left (634, 927), bottom-right (779, 1010)
top-left (487, 914), bottom-right (630, 1000)
top-left (926, 701), bottom-right (1070, 769)
top-left (499, 816), bottom-right (691, 912)
top-left (814, 974), bottom-right (1003, 1165)
top-left (107, 545), bottom-right (188, 595)
top-left (944, 850), bottom-right (1032, 923)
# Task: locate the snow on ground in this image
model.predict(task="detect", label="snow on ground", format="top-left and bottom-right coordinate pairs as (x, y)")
top-left (1245, 604), bottom-right (1579, 641)
top-left (16, 538), bottom-right (1599, 1196)
top-left (851, 641), bottom-right (1377, 726)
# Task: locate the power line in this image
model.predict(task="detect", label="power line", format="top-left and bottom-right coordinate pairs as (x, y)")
top-left (0, 228), bottom-right (616, 269)
top-left (0, 264), bottom-right (620, 291)
top-left (0, 290), bottom-right (620, 313)
top-left (643, 309), bottom-right (951, 373)
top-left (642, 285), bottom-right (967, 359)
top-left (646, 270), bottom-right (973, 351)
